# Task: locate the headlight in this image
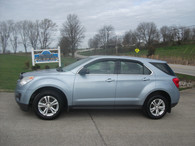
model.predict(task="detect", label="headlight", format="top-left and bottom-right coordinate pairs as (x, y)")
top-left (20, 76), bottom-right (34, 86)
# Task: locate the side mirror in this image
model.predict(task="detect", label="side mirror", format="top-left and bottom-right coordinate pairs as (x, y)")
top-left (79, 67), bottom-right (89, 75)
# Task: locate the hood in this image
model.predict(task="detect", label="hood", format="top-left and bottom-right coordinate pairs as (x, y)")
top-left (20, 69), bottom-right (59, 78)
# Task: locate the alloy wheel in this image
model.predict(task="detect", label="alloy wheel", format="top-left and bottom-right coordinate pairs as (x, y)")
top-left (38, 96), bottom-right (59, 117)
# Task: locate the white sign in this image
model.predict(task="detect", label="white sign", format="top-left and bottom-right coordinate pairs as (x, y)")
top-left (32, 47), bottom-right (61, 67)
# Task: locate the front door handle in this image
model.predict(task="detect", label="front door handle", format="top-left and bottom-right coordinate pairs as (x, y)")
top-left (143, 77), bottom-right (150, 81)
top-left (105, 78), bottom-right (114, 82)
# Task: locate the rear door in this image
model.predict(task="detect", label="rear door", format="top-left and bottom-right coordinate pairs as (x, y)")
top-left (115, 59), bottom-right (154, 106)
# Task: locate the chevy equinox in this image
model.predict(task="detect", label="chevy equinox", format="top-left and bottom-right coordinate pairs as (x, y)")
top-left (15, 56), bottom-right (180, 120)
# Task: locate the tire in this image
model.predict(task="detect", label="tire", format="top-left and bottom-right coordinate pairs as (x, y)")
top-left (144, 95), bottom-right (168, 119)
top-left (33, 90), bottom-right (64, 120)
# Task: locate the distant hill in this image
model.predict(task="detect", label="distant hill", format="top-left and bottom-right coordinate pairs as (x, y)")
top-left (79, 43), bottom-right (195, 65)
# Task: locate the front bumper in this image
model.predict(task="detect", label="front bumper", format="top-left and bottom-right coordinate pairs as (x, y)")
top-left (15, 91), bottom-right (29, 111)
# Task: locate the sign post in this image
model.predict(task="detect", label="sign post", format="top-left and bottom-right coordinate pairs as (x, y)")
top-left (32, 47), bottom-right (61, 67)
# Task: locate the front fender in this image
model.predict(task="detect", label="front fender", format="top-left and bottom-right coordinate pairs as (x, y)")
top-left (23, 76), bottom-right (74, 106)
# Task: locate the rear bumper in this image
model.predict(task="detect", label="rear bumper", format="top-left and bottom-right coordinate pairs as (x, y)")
top-left (171, 102), bottom-right (178, 108)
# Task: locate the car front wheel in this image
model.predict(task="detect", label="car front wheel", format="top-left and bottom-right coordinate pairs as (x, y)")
top-left (33, 90), bottom-right (64, 120)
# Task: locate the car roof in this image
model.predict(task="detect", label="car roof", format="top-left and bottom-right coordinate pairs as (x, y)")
top-left (88, 55), bottom-right (166, 63)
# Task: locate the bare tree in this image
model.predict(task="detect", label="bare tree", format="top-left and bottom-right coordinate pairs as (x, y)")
top-left (88, 38), bottom-right (93, 48)
top-left (191, 28), bottom-right (195, 40)
top-left (136, 22), bottom-right (159, 56)
top-left (60, 14), bottom-right (85, 57)
top-left (18, 20), bottom-right (29, 53)
top-left (39, 19), bottom-right (57, 49)
top-left (88, 34), bottom-right (101, 49)
top-left (136, 22), bottom-right (159, 47)
top-left (10, 21), bottom-right (19, 54)
top-left (123, 30), bottom-right (137, 46)
top-left (28, 20), bottom-right (39, 50)
top-left (180, 26), bottom-right (190, 41)
top-left (123, 31), bottom-right (131, 46)
top-left (109, 35), bottom-right (122, 55)
top-left (98, 25), bottom-right (114, 54)
top-left (169, 26), bottom-right (180, 43)
top-left (93, 34), bottom-right (101, 49)
top-left (59, 36), bottom-right (70, 56)
top-left (98, 27), bottom-right (107, 49)
top-left (160, 26), bottom-right (178, 43)
top-left (88, 34), bottom-right (101, 54)
top-left (160, 26), bottom-right (170, 43)
top-left (0, 20), bottom-right (12, 54)
top-left (134, 31), bottom-right (142, 47)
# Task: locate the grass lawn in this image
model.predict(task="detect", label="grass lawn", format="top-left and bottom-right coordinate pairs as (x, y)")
top-left (79, 44), bottom-right (195, 64)
top-left (0, 54), bottom-right (76, 91)
top-left (176, 73), bottom-right (195, 91)
top-left (155, 44), bottom-right (195, 60)
top-left (122, 44), bottom-right (195, 59)
top-left (175, 73), bottom-right (195, 82)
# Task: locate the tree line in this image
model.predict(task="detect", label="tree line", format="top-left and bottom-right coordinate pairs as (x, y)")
top-left (1, 14), bottom-right (195, 57)
top-left (0, 14), bottom-right (85, 57)
top-left (88, 22), bottom-right (195, 56)
top-left (0, 19), bottom-right (57, 54)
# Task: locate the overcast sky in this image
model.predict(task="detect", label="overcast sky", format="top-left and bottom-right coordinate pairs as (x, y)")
top-left (1, 0), bottom-right (195, 49)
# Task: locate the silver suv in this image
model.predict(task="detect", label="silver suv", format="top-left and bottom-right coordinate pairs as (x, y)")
top-left (15, 56), bottom-right (180, 120)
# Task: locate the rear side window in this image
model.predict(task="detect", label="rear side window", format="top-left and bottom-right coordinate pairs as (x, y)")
top-left (120, 60), bottom-right (151, 75)
top-left (150, 62), bottom-right (175, 76)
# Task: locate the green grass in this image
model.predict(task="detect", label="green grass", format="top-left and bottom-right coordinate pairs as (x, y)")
top-left (155, 44), bottom-right (195, 59)
top-left (0, 54), bottom-right (76, 91)
top-left (124, 44), bottom-right (195, 59)
top-left (80, 44), bottom-right (195, 60)
top-left (175, 73), bottom-right (195, 82)
top-left (175, 73), bottom-right (195, 91)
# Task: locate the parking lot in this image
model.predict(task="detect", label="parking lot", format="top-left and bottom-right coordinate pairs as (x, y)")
top-left (0, 89), bottom-right (195, 146)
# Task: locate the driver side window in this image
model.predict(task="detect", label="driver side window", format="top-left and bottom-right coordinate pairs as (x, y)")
top-left (86, 60), bottom-right (115, 74)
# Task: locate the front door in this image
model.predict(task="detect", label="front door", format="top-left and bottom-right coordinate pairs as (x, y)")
top-left (73, 59), bottom-right (117, 106)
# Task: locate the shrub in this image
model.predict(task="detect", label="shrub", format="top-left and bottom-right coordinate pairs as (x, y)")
top-left (45, 65), bottom-right (50, 69)
top-left (24, 61), bottom-right (30, 69)
top-left (31, 64), bottom-right (41, 70)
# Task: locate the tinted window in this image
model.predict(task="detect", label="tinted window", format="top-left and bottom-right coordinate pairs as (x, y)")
top-left (86, 60), bottom-right (115, 74)
top-left (150, 62), bottom-right (175, 76)
top-left (63, 57), bottom-right (92, 71)
top-left (120, 61), bottom-right (139, 74)
top-left (144, 66), bottom-right (152, 75)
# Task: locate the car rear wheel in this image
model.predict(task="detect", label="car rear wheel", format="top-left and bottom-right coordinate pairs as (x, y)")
top-left (33, 90), bottom-right (64, 120)
top-left (144, 95), bottom-right (168, 119)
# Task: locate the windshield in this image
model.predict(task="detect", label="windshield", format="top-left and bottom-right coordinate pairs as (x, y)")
top-left (63, 57), bottom-right (92, 72)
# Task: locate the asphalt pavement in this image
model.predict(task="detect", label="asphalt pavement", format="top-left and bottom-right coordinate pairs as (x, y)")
top-left (169, 64), bottom-right (195, 76)
top-left (0, 89), bottom-right (195, 146)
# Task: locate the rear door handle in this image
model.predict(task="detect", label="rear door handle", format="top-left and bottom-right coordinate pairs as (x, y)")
top-left (105, 78), bottom-right (114, 82)
top-left (143, 77), bottom-right (150, 81)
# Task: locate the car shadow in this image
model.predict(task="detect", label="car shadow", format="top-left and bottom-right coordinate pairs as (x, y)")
top-left (60, 109), bottom-right (145, 119)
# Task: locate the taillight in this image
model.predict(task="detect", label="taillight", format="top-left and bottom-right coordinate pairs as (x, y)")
top-left (172, 78), bottom-right (179, 88)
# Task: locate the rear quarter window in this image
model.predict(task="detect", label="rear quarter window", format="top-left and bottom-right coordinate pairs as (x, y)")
top-left (150, 62), bottom-right (175, 76)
